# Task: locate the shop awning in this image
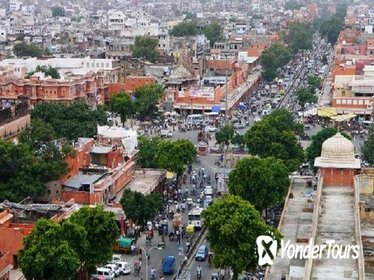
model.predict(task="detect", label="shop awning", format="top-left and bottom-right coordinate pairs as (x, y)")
top-left (317, 107), bottom-right (337, 117)
top-left (330, 113), bottom-right (356, 122)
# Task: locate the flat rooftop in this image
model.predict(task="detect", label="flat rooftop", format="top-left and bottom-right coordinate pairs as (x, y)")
top-left (115, 169), bottom-right (166, 200)
top-left (268, 177), bottom-right (315, 280)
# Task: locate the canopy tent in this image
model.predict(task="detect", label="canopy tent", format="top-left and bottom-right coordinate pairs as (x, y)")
top-left (303, 107), bottom-right (317, 117)
top-left (317, 107), bottom-right (337, 118)
top-left (330, 113), bottom-right (356, 122)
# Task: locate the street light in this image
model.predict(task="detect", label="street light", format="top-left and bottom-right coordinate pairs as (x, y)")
top-left (138, 246), bottom-right (163, 280)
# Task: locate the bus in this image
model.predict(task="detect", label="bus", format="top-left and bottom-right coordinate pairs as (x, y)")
top-left (203, 112), bottom-right (219, 121)
top-left (188, 207), bottom-right (204, 230)
top-left (187, 114), bottom-right (203, 126)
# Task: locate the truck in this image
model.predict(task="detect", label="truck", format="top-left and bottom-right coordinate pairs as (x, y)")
top-left (113, 237), bottom-right (135, 254)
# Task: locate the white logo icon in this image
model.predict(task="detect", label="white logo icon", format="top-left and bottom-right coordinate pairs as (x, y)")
top-left (257, 235), bottom-right (278, 266)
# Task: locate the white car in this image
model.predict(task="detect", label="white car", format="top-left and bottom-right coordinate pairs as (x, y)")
top-left (205, 186), bottom-right (213, 196)
top-left (91, 267), bottom-right (115, 280)
top-left (207, 126), bottom-right (217, 132)
top-left (205, 195), bottom-right (213, 205)
top-left (112, 254), bottom-right (123, 262)
top-left (105, 263), bottom-right (121, 277)
top-left (161, 130), bottom-right (173, 138)
top-left (114, 261), bottom-right (132, 275)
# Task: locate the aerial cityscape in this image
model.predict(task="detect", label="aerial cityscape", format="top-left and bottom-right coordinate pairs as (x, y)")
top-left (0, 0), bottom-right (374, 279)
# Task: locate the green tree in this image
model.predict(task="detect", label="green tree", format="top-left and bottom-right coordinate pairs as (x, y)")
top-left (133, 84), bottom-right (164, 121)
top-left (229, 157), bottom-right (290, 211)
top-left (231, 133), bottom-right (245, 150)
top-left (130, 36), bottom-right (159, 62)
top-left (69, 206), bottom-right (119, 269)
top-left (31, 102), bottom-right (107, 140)
top-left (203, 23), bottom-right (223, 47)
top-left (363, 126), bottom-right (374, 165)
top-left (215, 124), bottom-right (234, 146)
top-left (120, 189), bottom-right (164, 227)
top-left (170, 21), bottom-right (199, 37)
top-left (19, 119), bottom-right (56, 145)
top-left (244, 111), bottom-right (304, 171)
top-left (296, 87), bottom-right (318, 108)
top-left (307, 74), bottom-right (322, 89)
top-left (202, 194), bottom-right (281, 280)
top-left (13, 42), bottom-right (43, 58)
top-left (0, 139), bottom-right (68, 202)
top-left (260, 43), bottom-right (291, 81)
top-left (319, 16), bottom-right (344, 44)
top-left (51, 6), bottom-right (65, 17)
top-left (155, 139), bottom-right (196, 177)
top-left (109, 92), bottom-right (134, 124)
top-left (137, 136), bottom-right (161, 168)
top-left (286, 22), bottom-right (313, 53)
top-left (285, 0), bottom-right (302, 10)
top-left (19, 219), bottom-right (80, 280)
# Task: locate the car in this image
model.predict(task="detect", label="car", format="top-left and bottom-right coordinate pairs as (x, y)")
top-left (205, 195), bottom-right (213, 205)
top-left (234, 122), bottom-right (245, 129)
top-left (195, 245), bottom-right (209, 261)
top-left (207, 126), bottom-right (217, 132)
top-left (91, 267), bottom-right (115, 280)
top-left (204, 186), bottom-right (213, 196)
top-left (210, 145), bottom-right (220, 153)
top-left (186, 198), bottom-right (194, 208)
top-left (114, 261), bottom-right (132, 275)
top-left (105, 263), bottom-right (121, 277)
top-left (161, 130), bottom-right (173, 138)
top-left (162, 256), bottom-right (176, 275)
top-left (112, 254), bottom-right (123, 262)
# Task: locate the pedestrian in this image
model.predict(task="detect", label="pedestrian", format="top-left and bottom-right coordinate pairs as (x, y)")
top-left (131, 243), bottom-right (136, 256)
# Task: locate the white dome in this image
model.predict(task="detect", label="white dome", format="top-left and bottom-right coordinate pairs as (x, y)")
top-left (320, 132), bottom-right (355, 163)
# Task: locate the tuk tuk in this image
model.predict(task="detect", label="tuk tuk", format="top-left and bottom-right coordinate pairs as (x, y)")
top-left (186, 224), bottom-right (195, 236)
top-left (113, 237), bottom-right (135, 254)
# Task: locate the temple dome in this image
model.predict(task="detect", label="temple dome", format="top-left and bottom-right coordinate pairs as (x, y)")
top-left (320, 132), bottom-right (354, 163)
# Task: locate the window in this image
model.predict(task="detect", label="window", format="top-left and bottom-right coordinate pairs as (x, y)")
top-left (353, 100), bottom-right (357, 105)
top-left (365, 100), bottom-right (370, 105)
top-left (359, 100), bottom-right (363, 105)
top-left (347, 99), bottom-right (352, 104)
top-left (342, 99), bottom-right (347, 104)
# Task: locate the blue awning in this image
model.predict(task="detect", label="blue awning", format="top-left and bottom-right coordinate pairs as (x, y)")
top-left (211, 105), bottom-right (221, 113)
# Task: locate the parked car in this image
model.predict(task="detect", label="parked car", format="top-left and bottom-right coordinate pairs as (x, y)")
top-left (186, 198), bottom-right (194, 209)
top-left (114, 261), bottom-right (132, 275)
top-left (207, 126), bottom-right (217, 132)
top-left (161, 130), bottom-right (173, 138)
top-left (205, 195), bottom-right (213, 205)
top-left (91, 267), bottom-right (115, 280)
top-left (112, 254), bottom-right (123, 262)
top-left (105, 264), bottom-right (120, 277)
top-left (195, 245), bottom-right (209, 261)
top-left (162, 256), bottom-right (176, 275)
top-left (204, 186), bottom-right (213, 196)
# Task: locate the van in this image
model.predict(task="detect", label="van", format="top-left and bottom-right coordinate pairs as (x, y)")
top-left (91, 267), bottom-right (115, 280)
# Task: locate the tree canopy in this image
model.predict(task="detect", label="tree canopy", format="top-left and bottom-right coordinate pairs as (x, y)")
top-left (120, 189), bottom-right (164, 227)
top-left (155, 139), bottom-right (196, 177)
top-left (109, 92), bottom-right (134, 124)
top-left (130, 36), bottom-right (159, 63)
top-left (319, 16), bottom-right (344, 44)
top-left (286, 22), bottom-right (313, 53)
top-left (307, 74), bottom-right (322, 89)
top-left (25, 65), bottom-right (60, 79)
top-left (19, 219), bottom-right (80, 280)
top-left (215, 124), bottom-right (235, 146)
top-left (170, 21), bottom-right (198, 37)
top-left (229, 157), bottom-right (290, 211)
top-left (19, 206), bottom-right (119, 278)
top-left (51, 6), bottom-right (65, 17)
top-left (203, 23), bottom-right (223, 47)
top-left (284, 0), bottom-right (302, 10)
top-left (13, 42), bottom-right (44, 58)
top-left (260, 43), bottom-right (291, 81)
top-left (133, 84), bottom-right (164, 121)
top-left (361, 127), bottom-right (374, 165)
top-left (31, 102), bottom-right (107, 140)
top-left (244, 109), bottom-right (304, 171)
top-left (202, 194), bottom-right (281, 280)
top-left (295, 87), bottom-right (318, 108)
top-left (137, 136), bottom-right (161, 168)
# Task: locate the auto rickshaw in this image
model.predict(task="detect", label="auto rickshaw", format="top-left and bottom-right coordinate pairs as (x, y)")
top-left (186, 224), bottom-right (195, 236)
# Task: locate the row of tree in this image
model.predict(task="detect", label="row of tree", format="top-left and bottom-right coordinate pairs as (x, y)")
top-left (13, 42), bottom-right (49, 58)
top-left (170, 21), bottom-right (223, 46)
top-left (19, 206), bottom-right (118, 279)
top-left (295, 74), bottom-right (322, 108)
top-left (109, 84), bottom-right (165, 122)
